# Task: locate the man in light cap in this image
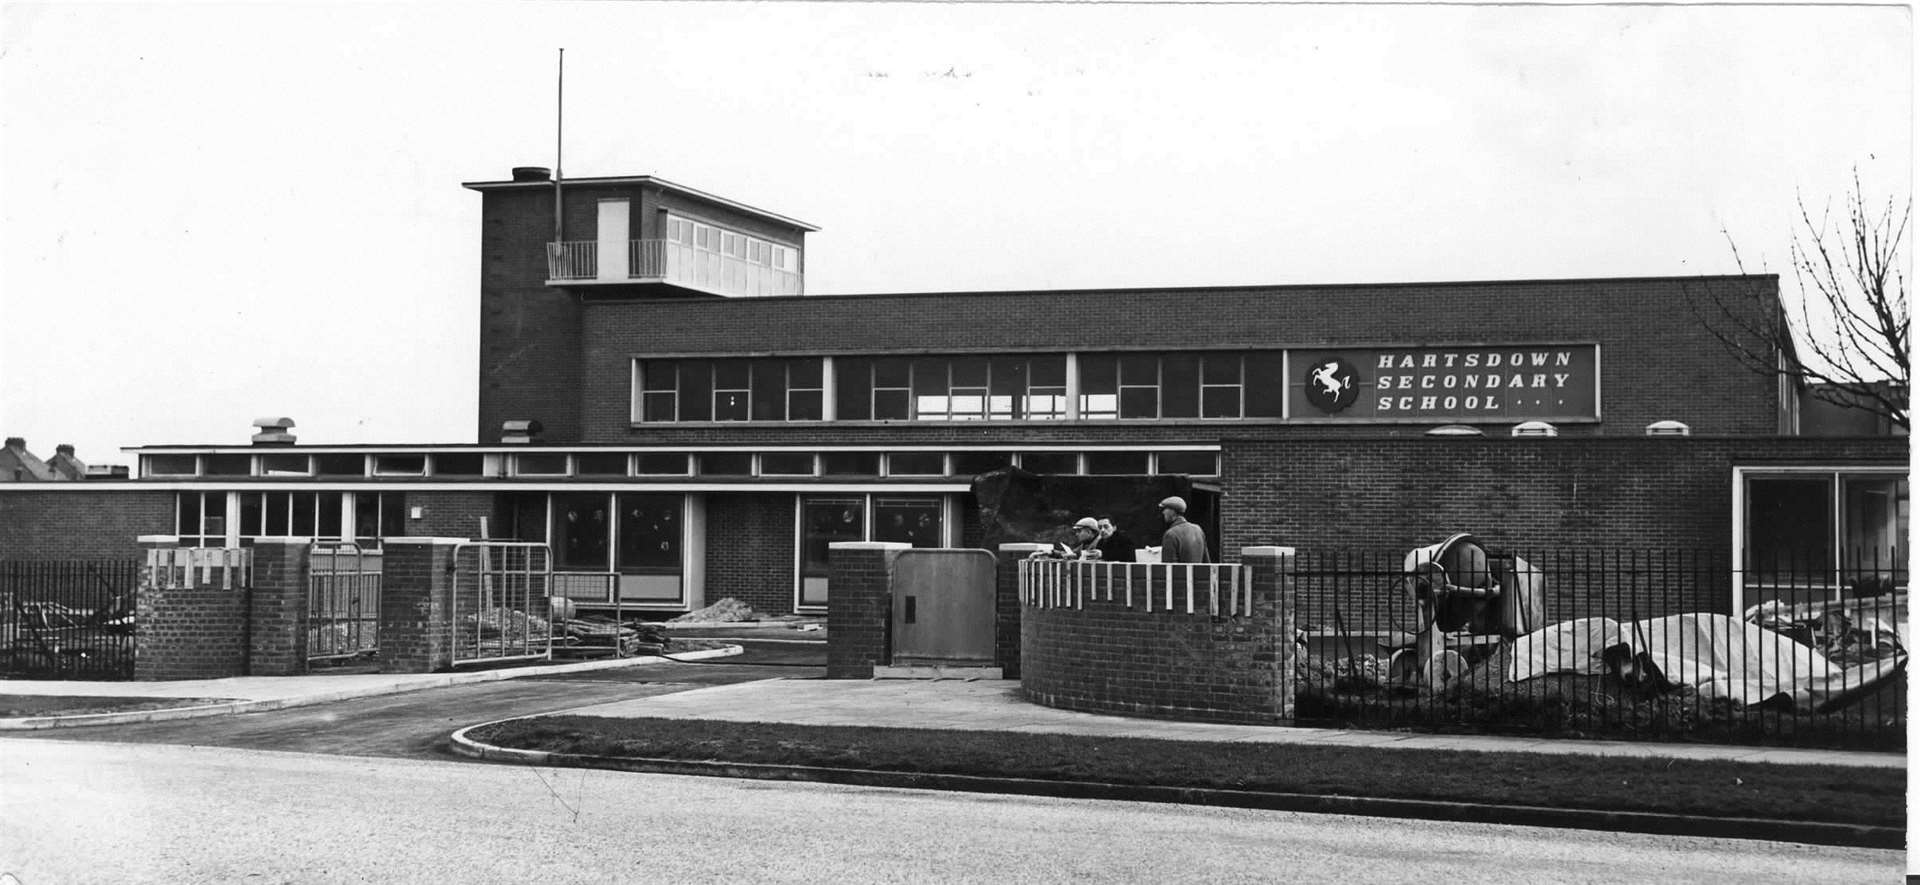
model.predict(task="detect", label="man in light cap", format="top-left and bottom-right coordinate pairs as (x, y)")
top-left (1157, 496), bottom-right (1210, 564)
top-left (1068, 517), bottom-right (1103, 559)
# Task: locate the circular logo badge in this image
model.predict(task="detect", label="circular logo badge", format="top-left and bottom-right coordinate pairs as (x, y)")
top-left (1303, 357), bottom-right (1359, 413)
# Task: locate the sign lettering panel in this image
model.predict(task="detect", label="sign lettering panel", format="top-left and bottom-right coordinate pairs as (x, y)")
top-left (1288, 345), bottom-right (1599, 421)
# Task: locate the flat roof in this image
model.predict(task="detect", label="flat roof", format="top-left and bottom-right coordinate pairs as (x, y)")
top-left (461, 173), bottom-right (820, 232)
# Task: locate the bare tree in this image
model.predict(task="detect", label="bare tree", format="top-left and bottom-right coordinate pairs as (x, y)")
top-left (1693, 172), bottom-right (1910, 430)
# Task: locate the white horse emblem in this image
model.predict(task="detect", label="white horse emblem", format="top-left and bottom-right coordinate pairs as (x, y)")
top-left (1311, 361), bottom-right (1348, 399)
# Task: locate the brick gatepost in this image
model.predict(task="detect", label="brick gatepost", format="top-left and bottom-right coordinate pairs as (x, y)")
top-left (135, 536), bottom-right (250, 681)
top-left (380, 537), bottom-right (463, 673)
top-left (994, 544), bottom-right (1050, 679)
top-left (825, 541), bottom-right (909, 679)
top-left (247, 538), bottom-right (313, 676)
top-left (1241, 546), bottom-right (1299, 720)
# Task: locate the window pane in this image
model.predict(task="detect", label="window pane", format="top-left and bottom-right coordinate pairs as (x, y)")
top-left (1202, 354), bottom-right (1242, 385)
top-left (788, 390), bottom-right (823, 421)
top-left (713, 359), bottom-right (751, 390)
top-left (291, 492), bottom-right (317, 536)
top-left (266, 492), bottom-right (291, 536)
top-left (874, 389), bottom-right (910, 420)
top-left (315, 454), bottom-right (363, 476)
top-left (874, 497), bottom-right (942, 547)
top-left (989, 356), bottom-right (1026, 398)
top-left (679, 361), bottom-right (712, 421)
top-left (952, 451), bottom-right (1013, 475)
top-left (616, 493), bottom-right (681, 572)
top-left (635, 452), bottom-right (689, 475)
top-left (1162, 353), bottom-right (1200, 418)
top-left (1085, 451), bottom-right (1149, 474)
top-left (789, 358), bottom-right (823, 388)
top-left (1119, 354), bottom-right (1159, 386)
top-left (888, 452), bottom-right (945, 475)
top-left (836, 359), bottom-right (872, 421)
top-left (177, 493), bottom-right (201, 538)
top-left (1201, 386), bottom-right (1241, 418)
top-left (698, 452), bottom-right (753, 475)
top-left (714, 389), bottom-right (751, 421)
top-left (576, 453), bottom-right (629, 476)
top-left (515, 453), bottom-right (568, 475)
top-left (642, 391), bottom-right (677, 421)
top-left (951, 357), bottom-right (988, 387)
top-left (240, 493), bottom-right (264, 537)
top-left (147, 454), bottom-right (197, 476)
top-left (374, 454), bottom-right (427, 475)
top-left (641, 360), bottom-right (678, 392)
top-left (874, 358), bottom-right (911, 389)
top-left (204, 454), bottom-right (251, 476)
top-left (552, 493), bottom-right (611, 571)
top-left (434, 453), bottom-right (485, 476)
top-left (911, 358), bottom-right (946, 398)
top-left (1020, 452), bottom-right (1078, 474)
top-left (1745, 477), bottom-right (1834, 604)
top-left (1080, 393), bottom-right (1117, 420)
top-left (751, 359), bottom-right (785, 421)
top-left (1030, 355), bottom-right (1066, 387)
top-left (1119, 387), bottom-right (1159, 419)
top-left (260, 454), bottom-right (309, 475)
top-left (1078, 355), bottom-right (1116, 395)
top-left (1156, 451), bottom-right (1218, 475)
top-left (821, 452), bottom-right (881, 475)
top-left (1841, 477), bottom-right (1907, 591)
top-left (800, 496), bottom-right (866, 605)
top-left (316, 492), bottom-right (343, 539)
top-left (1246, 352), bottom-right (1288, 417)
top-left (760, 453), bottom-right (815, 475)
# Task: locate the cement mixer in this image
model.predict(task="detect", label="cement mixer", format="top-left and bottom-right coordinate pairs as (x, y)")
top-left (1390, 532), bottom-right (1546, 691)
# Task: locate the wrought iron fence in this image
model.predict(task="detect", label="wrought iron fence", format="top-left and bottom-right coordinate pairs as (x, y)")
top-left (308, 543), bottom-right (381, 663)
top-left (1293, 544), bottom-right (1906, 750)
top-left (0, 560), bottom-right (140, 680)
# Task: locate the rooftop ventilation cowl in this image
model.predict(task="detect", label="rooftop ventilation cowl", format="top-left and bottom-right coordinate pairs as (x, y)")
top-left (252, 417), bottom-right (297, 446)
top-left (1645, 420), bottom-right (1692, 437)
top-left (1510, 421), bottom-right (1559, 438)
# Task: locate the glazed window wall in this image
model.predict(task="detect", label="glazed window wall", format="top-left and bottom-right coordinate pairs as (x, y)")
top-left (175, 491), bottom-right (402, 547)
top-left (797, 494), bottom-right (948, 608)
top-left (548, 492), bottom-right (688, 604)
top-left (1741, 471), bottom-right (1909, 608)
top-left (638, 358), bottom-right (825, 423)
top-left (637, 352), bottom-right (1282, 424)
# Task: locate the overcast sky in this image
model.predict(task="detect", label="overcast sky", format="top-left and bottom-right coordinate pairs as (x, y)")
top-left (1, 2), bottom-right (1909, 464)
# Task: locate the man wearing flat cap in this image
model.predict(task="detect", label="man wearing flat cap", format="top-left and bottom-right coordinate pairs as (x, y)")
top-left (1157, 496), bottom-right (1210, 563)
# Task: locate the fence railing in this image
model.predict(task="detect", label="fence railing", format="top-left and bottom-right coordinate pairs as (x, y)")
top-left (1293, 545), bottom-right (1906, 750)
top-left (1022, 557), bottom-right (1254, 616)
top-left (1, 560), bottom-right (140, 680)
top-left (308, 543), bottom-right (381, 663)
top-left (450, 542), bottom-right (553, 666)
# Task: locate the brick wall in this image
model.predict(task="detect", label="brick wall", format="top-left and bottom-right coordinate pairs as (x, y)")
top-left (825, 543), bottom-right (901, 678)
top-left (246, 540), bottom-right (310, 676)
top-left (134, 546), bottom-right (251, 681)
top-left (0, 490), bottom-right (173, 559)
top-left (380, 539), bottom-right (458, 673)
top-left (405, 491), bottom-right (495, 540)
top-left (1018, 552), bottom-right (1294, 724)
top-left (1219, 435), bottom-right (1907, 623)
top-left (704, 492), bottom-right (797, 616)
top-left (573, 276), bottom-right (1787, 440)
top-left (476, 187), bottom-right (583, 443)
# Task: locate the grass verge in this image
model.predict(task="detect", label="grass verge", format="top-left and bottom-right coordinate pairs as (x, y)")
top-left (469, 716), bottom-right (1903, 827)
top-left (0, 695), bottom-right (238, 718)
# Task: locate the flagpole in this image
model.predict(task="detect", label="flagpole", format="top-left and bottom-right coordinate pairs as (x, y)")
top-left (554, 48), bottom-right (565, 246)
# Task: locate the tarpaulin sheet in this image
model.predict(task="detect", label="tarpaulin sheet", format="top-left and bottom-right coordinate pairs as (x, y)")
top-left (1506, 613), bottom-right (1905, 711)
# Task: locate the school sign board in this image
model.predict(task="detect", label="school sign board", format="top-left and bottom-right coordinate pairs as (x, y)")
top-left (1287, 345), bottom-right (1600, 422)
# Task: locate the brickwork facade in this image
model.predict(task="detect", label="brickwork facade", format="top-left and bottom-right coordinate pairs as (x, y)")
top-left (0, 491), bottom-right (173, 559)
top-left (1018, 551), bottom-right (1296, 723)
top-left (704, 492), bottom-right (798, 615)
top-left (379, 539), bottom-right (459, 673)
top-left (247, 539), bottom-right (311, 676)
top-left (134, 543), bottom-right (251, 681)
top-left (825, 542), bottom-right (903, 678)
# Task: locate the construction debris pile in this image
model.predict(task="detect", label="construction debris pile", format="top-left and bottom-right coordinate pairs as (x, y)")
top-left (667, 598), bottom-right (763, 624)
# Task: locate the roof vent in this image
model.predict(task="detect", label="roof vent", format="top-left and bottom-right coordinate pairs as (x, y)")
top-left (85, 464), bottom-right (130, 480)
top-left (1510, 420), bottom-right (1559, 438)
top-left (502, 419), bottom-right (544, 444)
top-left (252, 417), bottom-right (297, 446)
top-left (511, 166), bottom-right (551, 182)
top-left (1645, 420), bottom-right (1691, 437)
top-left (1424, 425), bottom-right (1485, 437)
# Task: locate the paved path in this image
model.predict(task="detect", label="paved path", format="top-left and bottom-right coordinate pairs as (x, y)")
top-left (554, 677), bottom-right (1905, 769)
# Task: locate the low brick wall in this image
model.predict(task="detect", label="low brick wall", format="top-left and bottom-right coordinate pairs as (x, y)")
top-left (1019, 548), bottom-right (1296, 724)
top-left (134, 541), bottom-right (252, 681)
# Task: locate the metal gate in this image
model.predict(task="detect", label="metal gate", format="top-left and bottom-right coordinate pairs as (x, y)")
top-left (451, 542), bottom-right (553, 666)
top-left (891, 549), bottom-right (997, 665)
top-left (308, 543), bottom-right (381, 663)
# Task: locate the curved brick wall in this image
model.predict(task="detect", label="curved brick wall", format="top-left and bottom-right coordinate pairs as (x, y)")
top-left (1019, 554), bottom-right (1293, 724)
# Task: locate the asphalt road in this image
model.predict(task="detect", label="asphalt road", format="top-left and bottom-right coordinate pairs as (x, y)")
top-left (0, 639), bottom-right (824, 760)
top-left (3, 737), bottom-right (1898, 884)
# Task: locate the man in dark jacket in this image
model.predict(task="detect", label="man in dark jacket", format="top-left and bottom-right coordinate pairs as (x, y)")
top-left (1094, 515), bottom-right (1138, 565)
top-left (1157, 496), bottom-right (1210, 564)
